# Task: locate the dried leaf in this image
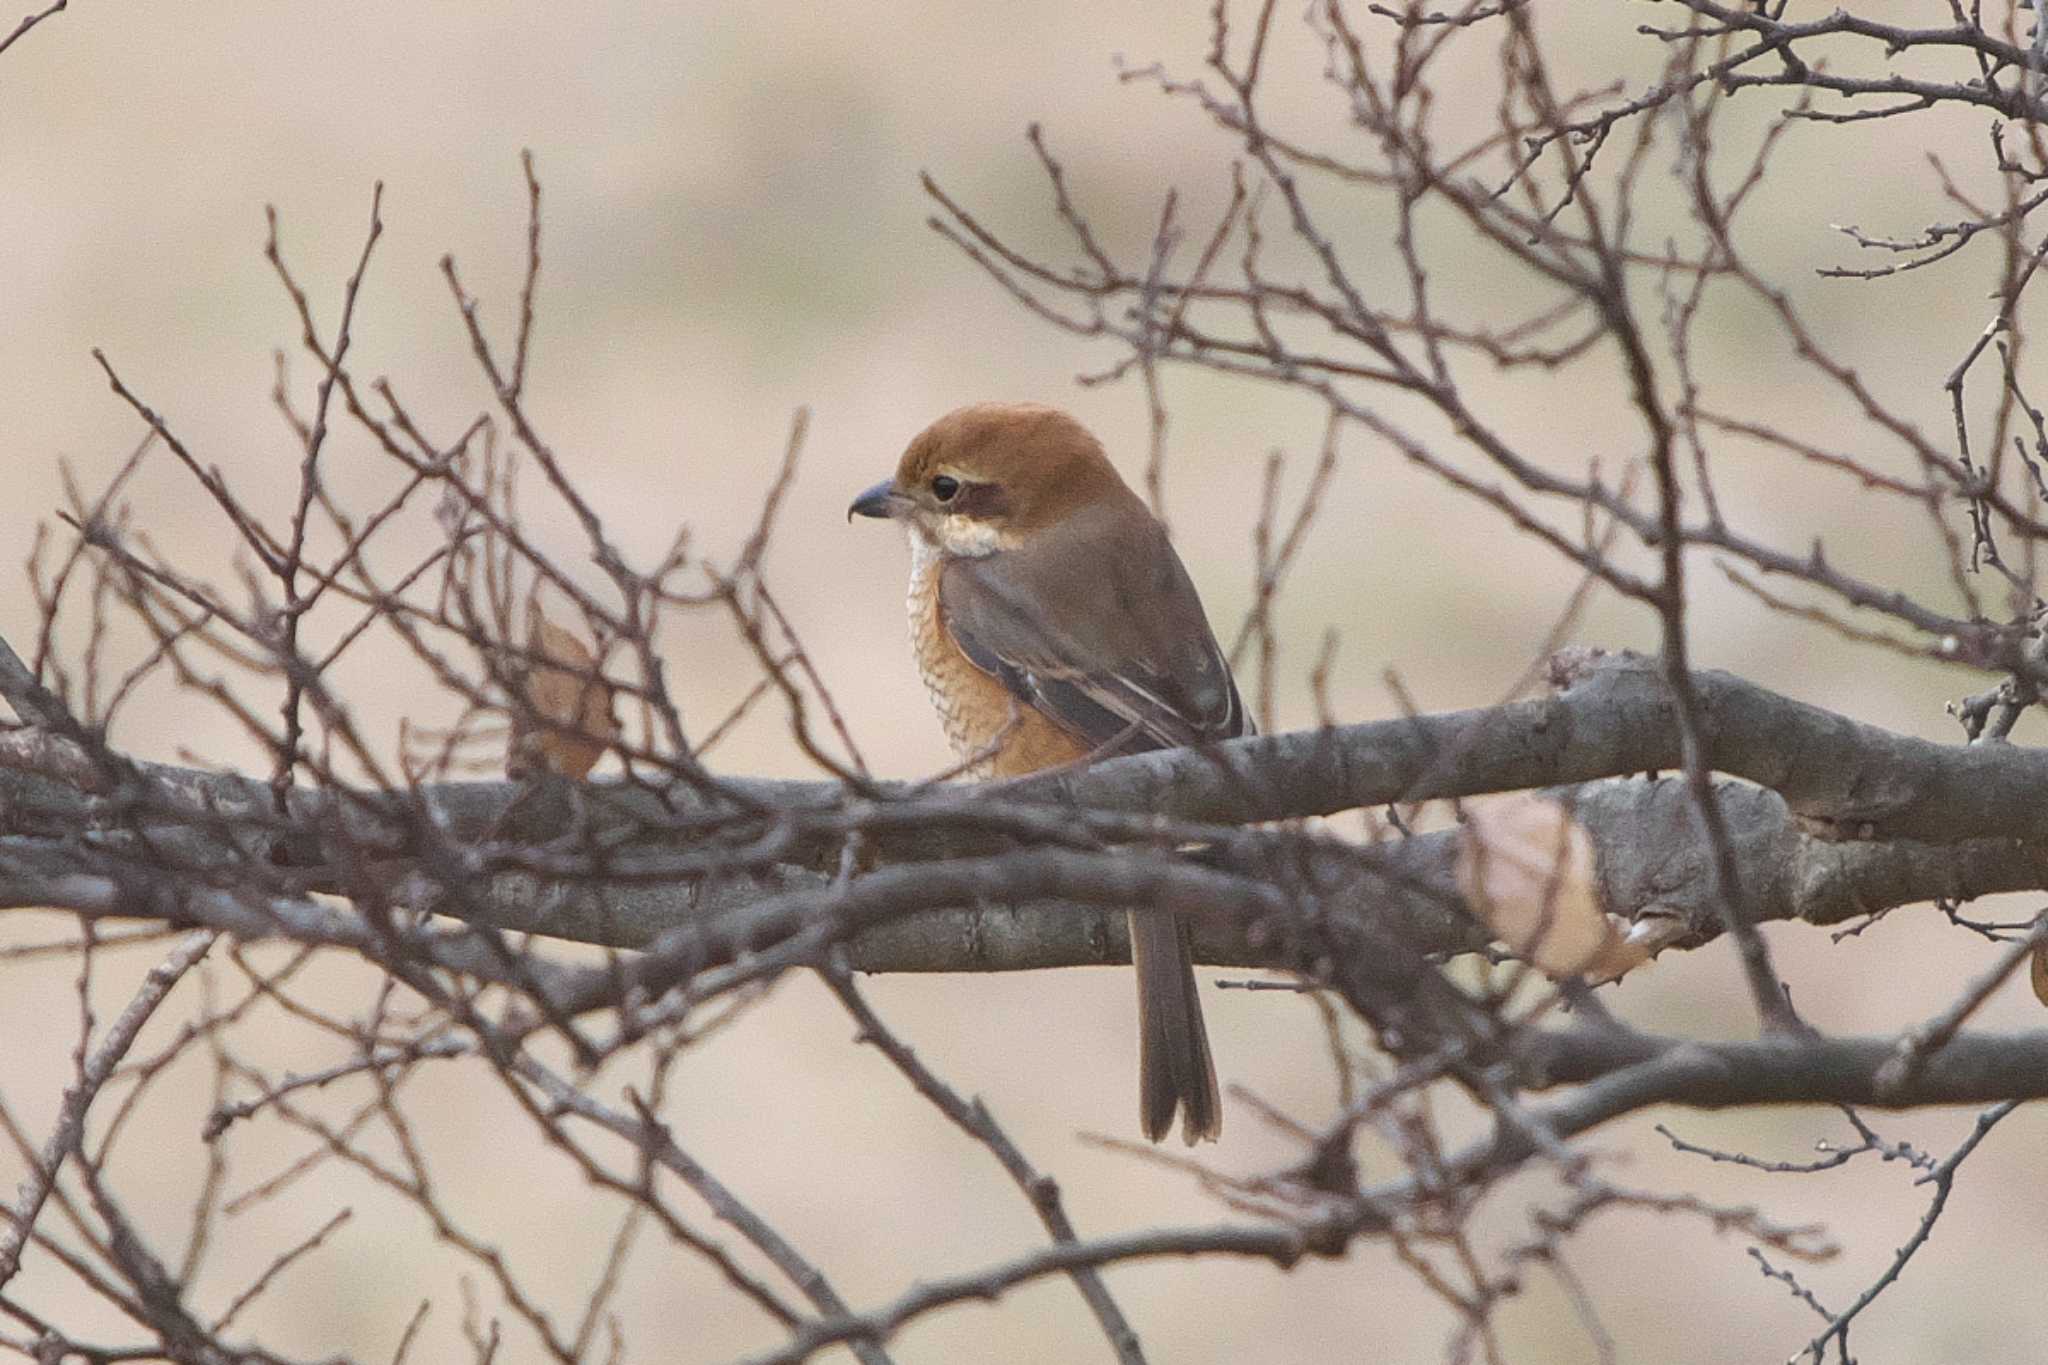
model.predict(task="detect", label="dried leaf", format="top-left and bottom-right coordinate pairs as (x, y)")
top-left (1455, 793), bottom-right (1647, 982)
top-left (507, 600), bottom-right (618, 781)
top-left (2031, 940), bottom-right (2048, 1008)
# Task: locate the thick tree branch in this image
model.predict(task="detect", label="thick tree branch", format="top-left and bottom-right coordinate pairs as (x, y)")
top-left (4, 650), bottom-right (2047, 975)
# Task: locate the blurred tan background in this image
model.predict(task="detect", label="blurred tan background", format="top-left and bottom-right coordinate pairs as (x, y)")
top-left (4, 3), bottom-right (2047, 1362)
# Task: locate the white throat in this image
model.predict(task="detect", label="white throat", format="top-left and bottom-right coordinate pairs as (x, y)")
top-left (911, 513), bottom-right (1004, 560)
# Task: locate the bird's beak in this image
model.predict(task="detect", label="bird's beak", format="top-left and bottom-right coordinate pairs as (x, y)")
top-left (848, 479), bottom-right (908, 521)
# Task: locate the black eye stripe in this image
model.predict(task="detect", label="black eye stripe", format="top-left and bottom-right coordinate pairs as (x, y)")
top-left (951, 481), bottom-right (1009, 518)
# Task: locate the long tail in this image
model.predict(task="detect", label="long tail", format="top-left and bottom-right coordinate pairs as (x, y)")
top-left (1130, 907), bottom-right (1221, 1143)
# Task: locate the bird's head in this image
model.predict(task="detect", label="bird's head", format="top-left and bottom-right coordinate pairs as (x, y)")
top-left (848, 402), bottom-right (1134, 557)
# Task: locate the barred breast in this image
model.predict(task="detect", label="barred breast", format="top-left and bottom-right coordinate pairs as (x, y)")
top-left (905, 538), bottom-right (1088, 778)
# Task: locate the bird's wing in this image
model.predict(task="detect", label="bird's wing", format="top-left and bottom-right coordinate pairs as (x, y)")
top-left (938, 499), bottom-right (1250, 757)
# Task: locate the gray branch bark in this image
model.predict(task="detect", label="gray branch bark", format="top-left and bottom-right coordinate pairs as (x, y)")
top-left (2, 649), bottom-right (2041, 973)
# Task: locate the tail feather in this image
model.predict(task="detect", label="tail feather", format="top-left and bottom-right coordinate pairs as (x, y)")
top-left (1130, 907), bottom-right (1221, 1144)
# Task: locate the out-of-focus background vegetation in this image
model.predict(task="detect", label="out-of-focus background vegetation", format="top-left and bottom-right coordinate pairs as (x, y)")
top-left (2, 4), bottom-right (2044, 1361)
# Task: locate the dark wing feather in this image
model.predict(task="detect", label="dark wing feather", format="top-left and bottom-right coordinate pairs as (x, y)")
top-left (939, 498), bottom-right (1250, 757)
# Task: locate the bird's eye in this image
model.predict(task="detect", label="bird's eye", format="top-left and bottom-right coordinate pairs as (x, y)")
top-left (931, 475), bottom-right (961, 502)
